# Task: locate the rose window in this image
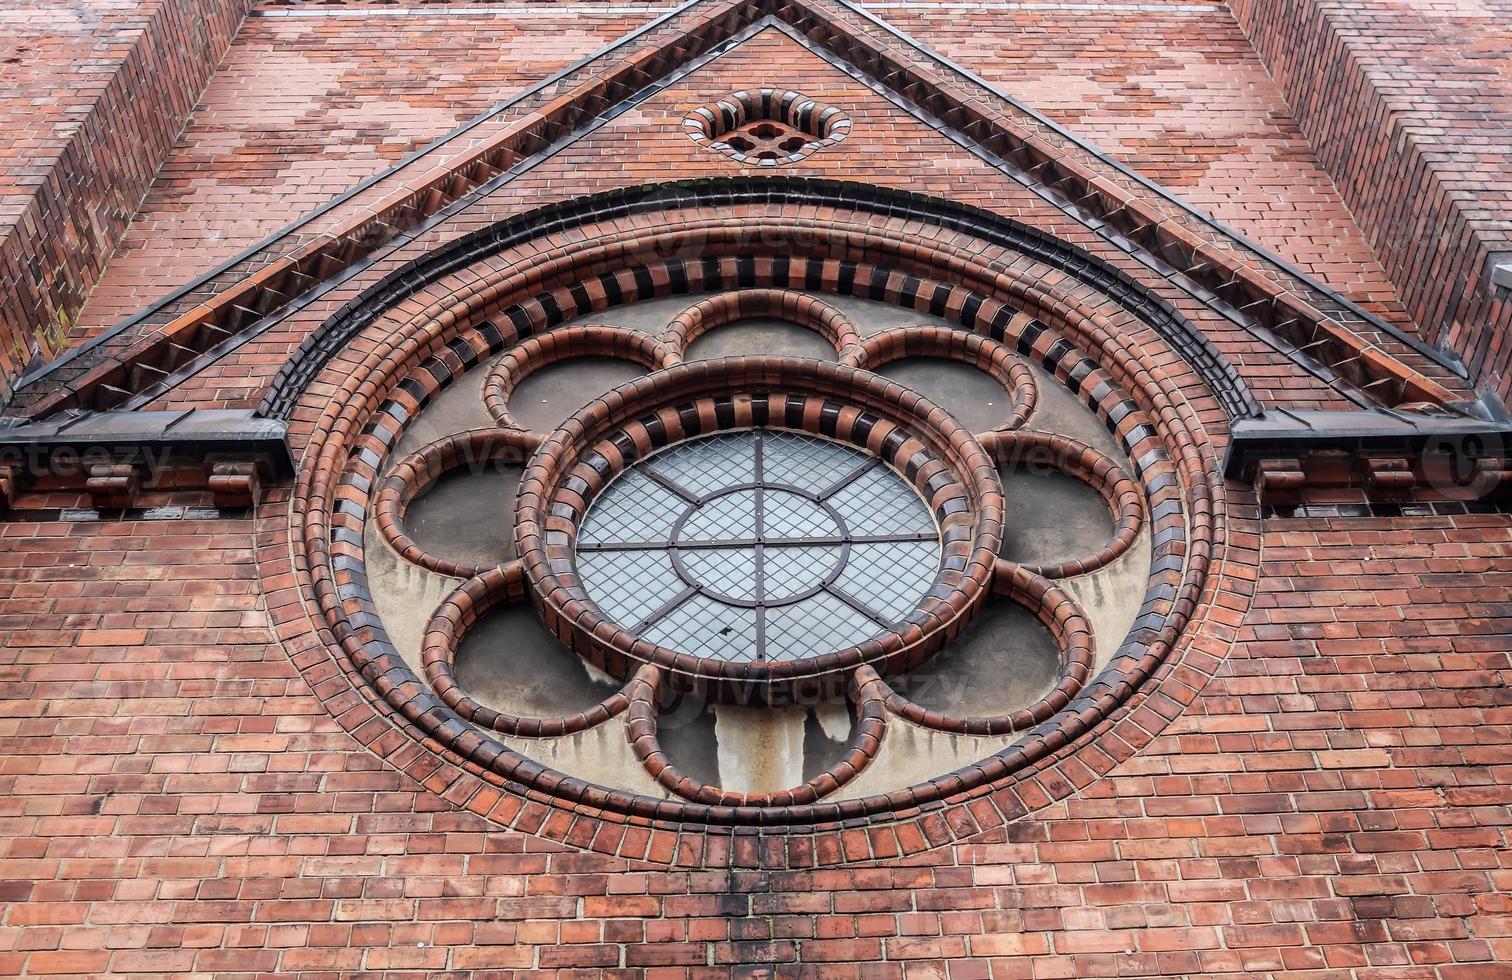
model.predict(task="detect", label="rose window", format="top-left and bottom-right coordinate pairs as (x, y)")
top-left (345, 286), bottom-right (1162, 819)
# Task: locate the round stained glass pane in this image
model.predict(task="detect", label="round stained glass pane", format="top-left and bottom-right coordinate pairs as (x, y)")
top-left (573, 430), bottom-right (943, 664)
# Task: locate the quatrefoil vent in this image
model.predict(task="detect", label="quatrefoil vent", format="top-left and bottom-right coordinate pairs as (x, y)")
top-left (685, 89), bottom-right (851, 166)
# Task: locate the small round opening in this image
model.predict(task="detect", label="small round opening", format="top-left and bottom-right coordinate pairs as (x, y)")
top-left (688, 91), bottom-right (849, 167)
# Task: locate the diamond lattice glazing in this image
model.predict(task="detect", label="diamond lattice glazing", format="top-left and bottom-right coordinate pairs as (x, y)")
top-left (575, 430), bottom-right (943, 663)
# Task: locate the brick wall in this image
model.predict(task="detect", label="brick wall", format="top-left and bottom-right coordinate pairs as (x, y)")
top-left (0, 506), bottom-right (1507, 973)
top-left (0, 0), bottom-right (249, 402)
top-left (2, 4), bottom-right (1509, 974)
top-left (1231, 0), bottom-right (1512, 400)
top-left (66, 3), bottom-right (648, 339)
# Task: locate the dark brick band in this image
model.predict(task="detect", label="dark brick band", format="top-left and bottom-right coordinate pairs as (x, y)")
top-left (258, 179), bottom-right (1261, 422)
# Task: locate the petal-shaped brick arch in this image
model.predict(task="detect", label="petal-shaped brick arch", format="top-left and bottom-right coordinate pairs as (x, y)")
top-left (260, 180), bottom-right (1259, 866)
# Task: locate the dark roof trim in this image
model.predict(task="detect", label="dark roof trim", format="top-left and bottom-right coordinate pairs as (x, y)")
top-left (1224, 407), bottom-right (1512, 480)
top-left (0, 409), bottom-right (295, 478)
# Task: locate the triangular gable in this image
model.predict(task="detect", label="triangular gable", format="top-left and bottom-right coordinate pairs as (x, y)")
top-left (8, 0), bottom-right (1475, 420)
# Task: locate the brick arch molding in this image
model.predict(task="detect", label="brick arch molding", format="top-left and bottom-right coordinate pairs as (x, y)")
top-left (261, 177), bottom-right (1261, 422)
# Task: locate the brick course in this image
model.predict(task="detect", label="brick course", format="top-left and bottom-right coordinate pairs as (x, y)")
top-left (62, 1), bottom-right (1424, 343)
top-left (3, 503), bottom-right (1509, 973)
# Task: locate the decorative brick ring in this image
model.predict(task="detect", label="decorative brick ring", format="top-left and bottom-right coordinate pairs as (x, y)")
top-left (515, 356), bottom-right (1004, 701)
top-left (420, 562), bottom-right (635, 737)
top-left (983, 429), bottom-right (1145, 579)
top-left (879, 562), bottom-right (1094, 735)
top-left (845, 326), bottom-right (1039, 434)
top-left (625, 664), bottom-right (888, 806)
top-left (659, 289), bottom-right (862, 361)
top-left (375, 428), bottom-right (530, 578)
top-left (482, 325), bottom-right (678, 447)
top-left (684, 89), bottom-right (851, 166)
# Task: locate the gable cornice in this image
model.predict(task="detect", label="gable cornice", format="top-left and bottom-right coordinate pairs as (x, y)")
top-left (7, 0), bottom-right (1476, 420)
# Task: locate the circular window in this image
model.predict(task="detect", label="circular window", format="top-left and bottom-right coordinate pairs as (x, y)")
top-left (684, 89), bottom-right (851, 166)
top-left (300, 262), bottom-right (1212, 842)
top-left (575, 430), bottom-right (942, 664)
top-left (516, 358), bottom-right (1003, 698)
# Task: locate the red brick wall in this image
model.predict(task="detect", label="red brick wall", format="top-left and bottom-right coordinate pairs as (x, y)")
top-left (68, 4), bottom-right (655, 339)
top-left (0, 0), bottom-right (249, 400)
top-left (3, 4), bottom-right (1509, 975)
top-left (1230, 0), bottom-right (1512, 398)
top-left (879, 1), bottom-right (1420, 336)
top-left (1, 505), bottom-right (1508, 973)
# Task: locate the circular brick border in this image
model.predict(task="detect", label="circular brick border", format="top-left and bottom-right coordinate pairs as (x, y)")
top-left (982, 429), bottom-right (1145, 579)
top-left (845, 325), bottom-right (1039, 434)
top-left (659, 289), bottom-right (863, 360)
top-left (625, 664), bottom-right (889, 807)
top-left (684, 89), bottom-right (851, 166)
top-left (264, 178), bottom-right (1259, 423)
top-left (482, 325), bottom-right (678, 448)
top-left (274, 187), bottom-right (1247, 855)
top-left (420, 561), bottom-right (637, 737)
top-left (514, 357), bottom-right (1003, 698)
top-left (374, 428), bottom-right (531, 579)
top-left (876, 561), bottom-right (1094, 735)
